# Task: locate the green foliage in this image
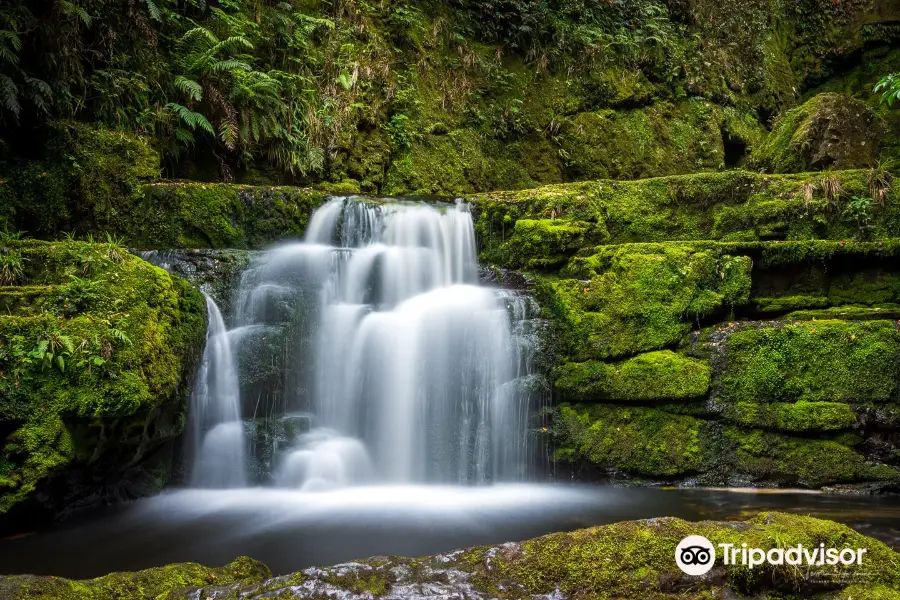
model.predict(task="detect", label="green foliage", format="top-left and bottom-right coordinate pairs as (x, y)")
top-left (875, 72), bottom-right (900, 106)
top-left (554, 351), bottom-right (710, 402)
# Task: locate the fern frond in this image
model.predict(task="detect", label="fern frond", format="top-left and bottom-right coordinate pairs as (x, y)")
top-left (144, 0), bottom-right (162, 21)
top-left (174, 76), bottom-right (203, 101)
top-left (211, 59), bottom-right (250, 73)
top-left (0, 74), bottom-right (20, 116)
top-left (174, 127), bottom-right (195, 146)
top-left (166, 102), bottom-right (214, 134)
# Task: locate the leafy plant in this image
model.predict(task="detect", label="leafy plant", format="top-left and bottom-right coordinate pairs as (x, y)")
top-left (29, 333), bottom-right (75, 373)
top-left (0, 229), bottom-right (26, 285)
top-left (875, 73), bottom-right (900, 106)
top-left (845, 195), bottom-right (873, 237)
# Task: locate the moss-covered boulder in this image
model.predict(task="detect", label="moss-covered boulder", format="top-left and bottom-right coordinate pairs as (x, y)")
top-left (752, 93), bottom-right (889, 173)
top-left (0, 240), bottom-right (206, 519)
top-left (4, 512), bottom-right (897, 599)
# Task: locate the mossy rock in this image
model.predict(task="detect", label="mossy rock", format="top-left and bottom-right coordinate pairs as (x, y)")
top-left (719, 400), bottom-right (858, 432)
top-left (716, 320), bottom-right (900, 404)
top-left (135, 183), bottom-right (326, 249)
top-left (752, 93), bottom-right (888, 173)
top-left (0, 240), bottom-right (206, 517)
top-left (723, 426), bottom-right (900, 488)
top-left (471, 169), bottom-right (900, 267)
top-left (544, 243), bottom-right (751, 360)
top-left (560, 99), bottom-right (731, 180)
top-left (554, 351), bottom-right (710, 402)
top-left (382, 129), bottom-right (535, 196)
top-left (0, 556), bottom-right (270, 599)
top-left (496, 218), bottom-right (608, 271)
top-left (553, 404), bottom-right (703, 477)
top-left (0, 121), bottom-right (159, 237)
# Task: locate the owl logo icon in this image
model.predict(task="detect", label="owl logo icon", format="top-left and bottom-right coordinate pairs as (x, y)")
top-left (675, 535), bottom-right (716, 575)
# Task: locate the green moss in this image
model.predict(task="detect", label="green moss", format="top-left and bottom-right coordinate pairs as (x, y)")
top-left (132, 183), bottom-right (325, 248)
top-left (382, 129), bottom-right (534, 196)
top-left (559, 100), bottom-right (727, 181)
top-left (724, 426), bottom-right (900, 487)
top-left (465, 512), bottom-right (900, 599)
top-left (752, 93), bottom-right (888, 173)
top-left (554, 404), bottom-right (702, 477)
top-left (495, 218), bottom-right (607, 271)
top-left (0, 240), bottom-right (206, 513)
top-left (721, 400), bottom-right (858, 432)
top-left (554, 351), bottom-right (710, 402)
top-left (0, 122), bottom-right (159, 237)
top-left (547, 244), bottom-right (751, 359)
top-left (783, 304), bottom-right (900, 321)
top-left (0, 556), bottom-right (270, 599)
top-left (718, 320), bottom-right (900, 404)
top-left (472, 169), bottom-right (900, 267)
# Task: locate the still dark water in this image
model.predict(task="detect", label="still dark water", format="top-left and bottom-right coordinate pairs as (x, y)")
top-left (1, 485), bottom-right (898, 578)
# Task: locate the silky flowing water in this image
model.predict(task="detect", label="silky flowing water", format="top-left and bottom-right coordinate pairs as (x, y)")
top-left (189, 197), bottom-right (543, 489)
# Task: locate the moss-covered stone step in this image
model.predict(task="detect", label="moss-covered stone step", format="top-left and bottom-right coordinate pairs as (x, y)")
top-left (554, 351), bottom-right (711, 403)
top-left (2, 512), bottom-right (897, 599)
top-left (471, 169), bottom-right (900, 270)
top-left (540, 239), bottom-right (900, 362)
top-left (713, 320), bottom-right (900, 405)
top-left (0, 240), bottom-right (206, 516)
top-left (553, 403), bottom-right (900, 487)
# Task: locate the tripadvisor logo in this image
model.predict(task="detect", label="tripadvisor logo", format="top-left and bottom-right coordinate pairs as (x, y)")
top-left (675, 535), bottom-right (867, 576)
top-left (676, 535), bottom-right (716, 575)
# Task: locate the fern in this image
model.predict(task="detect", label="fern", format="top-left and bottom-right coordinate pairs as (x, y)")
top-left (144, 0), bottom-right (162, 21)
top-left (166, 102), bottom-right (214, 134)
top-left (174, 76), bottom-right (203, 101)
top-left (0, 74), bottom-right (20, 116)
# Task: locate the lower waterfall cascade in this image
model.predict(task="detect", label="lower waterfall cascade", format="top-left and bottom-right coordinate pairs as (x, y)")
top-left (186, 196), bottom-right (545, 489)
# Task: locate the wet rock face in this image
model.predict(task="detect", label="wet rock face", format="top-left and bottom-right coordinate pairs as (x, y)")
top-left (135, 249), bottom-right (257, 317)
top-left (2, 512), bottom-right (898, 599)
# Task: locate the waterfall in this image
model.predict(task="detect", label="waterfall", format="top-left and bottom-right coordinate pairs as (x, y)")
top-left (190, 196), bottom-right (541, 490)
top-left (188, 294), bottom-right (246, 488)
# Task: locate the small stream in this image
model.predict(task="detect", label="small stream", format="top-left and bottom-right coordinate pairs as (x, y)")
top-left (1, 486), bottom-right (897, 578)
